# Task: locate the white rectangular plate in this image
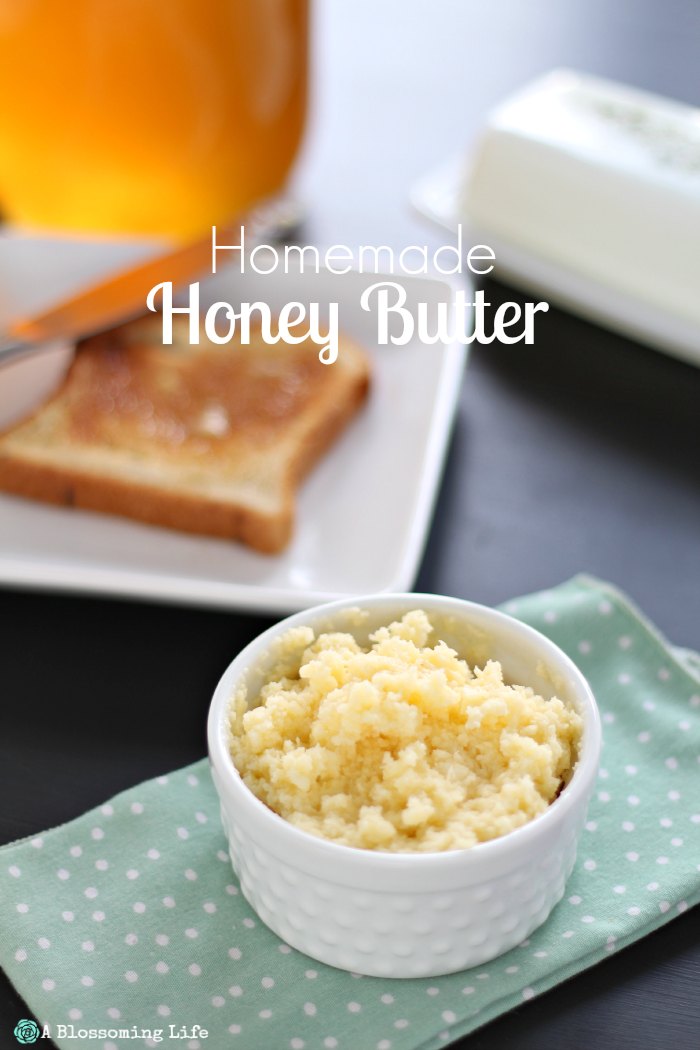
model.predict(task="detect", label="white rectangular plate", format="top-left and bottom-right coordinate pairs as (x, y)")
top-left (0, 234), bottom-right (466, 613)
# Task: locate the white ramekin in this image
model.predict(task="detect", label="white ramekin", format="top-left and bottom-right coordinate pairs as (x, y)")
top-left (207, 593), bottom-right (601, 978)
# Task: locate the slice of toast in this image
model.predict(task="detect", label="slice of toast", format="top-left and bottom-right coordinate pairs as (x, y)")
top-left (0, 316), bottom-right (370, 553)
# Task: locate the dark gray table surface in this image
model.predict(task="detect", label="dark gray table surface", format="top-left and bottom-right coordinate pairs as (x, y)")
top-left (2, 1), bottom-right (699, 1047)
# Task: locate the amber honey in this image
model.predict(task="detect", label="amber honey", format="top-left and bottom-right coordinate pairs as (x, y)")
top-left (0, 0), bottom-right (307, 238)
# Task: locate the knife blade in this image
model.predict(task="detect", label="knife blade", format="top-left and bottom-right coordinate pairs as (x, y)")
top-left (0, 224), bottom-right (239, 367)
top-left (0, 197), bottom-right (305, 367)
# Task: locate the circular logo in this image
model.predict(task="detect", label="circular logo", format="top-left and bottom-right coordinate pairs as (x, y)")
top-left (14, 1020), bottom-right (40, 1045)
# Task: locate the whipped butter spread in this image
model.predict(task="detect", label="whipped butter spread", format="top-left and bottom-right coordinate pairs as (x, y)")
top-left (229, 610), bottom-right (582, 852)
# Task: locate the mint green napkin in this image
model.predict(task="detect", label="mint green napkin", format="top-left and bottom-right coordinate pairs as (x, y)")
top-left (2, 577), bottom-right (699, 1050)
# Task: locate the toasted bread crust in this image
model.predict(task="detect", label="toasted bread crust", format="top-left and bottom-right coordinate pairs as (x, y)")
top-left (0, 321), bottom-right (371, 553)
top-left (0, 453), bottom-right (295, 553)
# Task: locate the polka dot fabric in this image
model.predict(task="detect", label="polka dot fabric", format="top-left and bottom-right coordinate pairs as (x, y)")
top-left (2, 577), bottom-right (698, 1050)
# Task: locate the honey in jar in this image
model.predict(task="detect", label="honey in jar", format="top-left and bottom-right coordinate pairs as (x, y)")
top-left (0, 0), bottom-right (308, 238)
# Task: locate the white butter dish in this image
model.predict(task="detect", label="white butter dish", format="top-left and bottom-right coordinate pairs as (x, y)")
top-left (412, 69), bottom-right (700, 366)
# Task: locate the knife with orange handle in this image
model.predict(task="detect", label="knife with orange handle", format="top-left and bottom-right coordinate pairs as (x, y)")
top-left (0, 201), bottom-right (301, 366)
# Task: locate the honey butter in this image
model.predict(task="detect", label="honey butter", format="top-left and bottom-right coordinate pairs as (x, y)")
top-left (229, 610), bottom-right (582, 852)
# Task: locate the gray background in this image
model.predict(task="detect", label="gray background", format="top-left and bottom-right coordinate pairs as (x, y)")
top-left (2, 1), bottom-right (699, 1047)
